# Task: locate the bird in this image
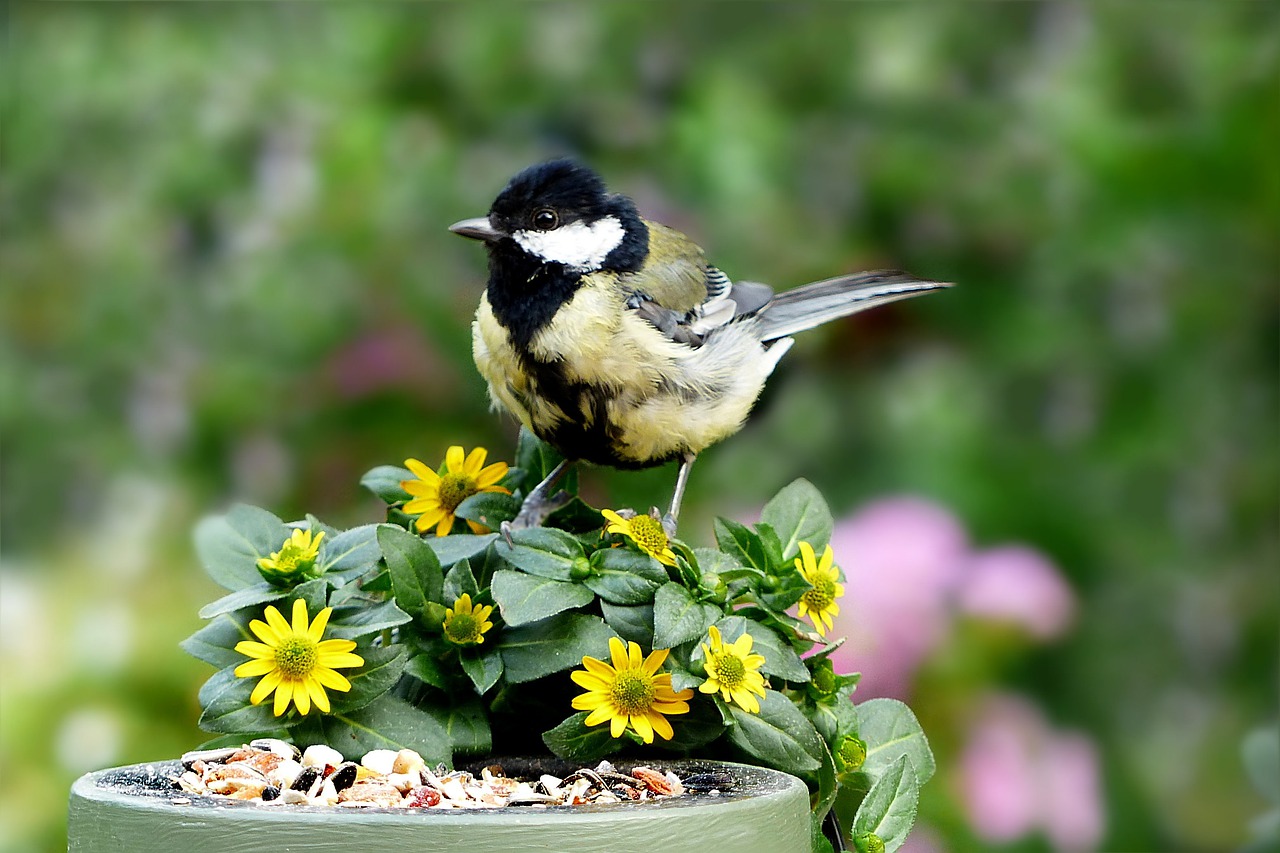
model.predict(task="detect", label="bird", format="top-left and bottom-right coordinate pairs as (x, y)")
top-left (450, 159), bottom-right (949, 532)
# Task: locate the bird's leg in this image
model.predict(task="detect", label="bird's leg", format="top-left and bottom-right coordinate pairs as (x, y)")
top-left (662, 453), bottom-right (697, 538)
top-left (502, 459), bottom-right (574, 543)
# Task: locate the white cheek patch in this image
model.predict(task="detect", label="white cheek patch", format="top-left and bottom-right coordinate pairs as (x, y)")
top-left (513, 216), bottom-right (625, 270)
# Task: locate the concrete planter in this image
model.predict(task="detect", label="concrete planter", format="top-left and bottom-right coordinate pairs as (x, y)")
top-left (69, 758), bottom-right (812, 853)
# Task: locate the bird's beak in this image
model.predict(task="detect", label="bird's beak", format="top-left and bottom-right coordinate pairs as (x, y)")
top-left (449, 217), bottom-right (506, 242)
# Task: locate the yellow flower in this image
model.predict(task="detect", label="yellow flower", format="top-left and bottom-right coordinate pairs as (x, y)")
top-left (442, 593), bottom-right (494, 646)
top-left (256, 528), bottom-right (325, 585)
top-left (601, 509), bottom-right (677, 566)
top-left (795, 541), bottom-right (845, 636)
top-left (401, 446), bottom-right (510, 536)
top-left (233, 599), bottom-right (364, 716)
top-left (570, 637), bottom-right (694, 743)
top-left (697, 625), bottom-right (768, 713)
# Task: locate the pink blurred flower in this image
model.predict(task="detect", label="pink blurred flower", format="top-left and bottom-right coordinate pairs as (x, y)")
top-left (958, 694), bottom-right (1104, 852)
top-left (825, 497), bottom-right (969, 698)
top-left (956, 545), bottom-right (1076, 640)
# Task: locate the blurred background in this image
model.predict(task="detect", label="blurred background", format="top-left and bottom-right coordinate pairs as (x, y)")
top-left (2, 3), bottom-right (1276, 851)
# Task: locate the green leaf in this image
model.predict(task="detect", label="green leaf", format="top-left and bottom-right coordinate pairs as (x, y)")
top-left (428, 534), bottom-right (498, 568)
top-left (443, 559), bottom-right (480, 603)
top-left (197, 582), bottom-right (285, 620)
top-left (810, 695), bottom-right (860, 747)
top-left (585, 548), bottom-right (667, 604)
top-left (599, 601), bottom-right (654, 647)
top-left (327, 645), bottom-right (407, 714)
top-left (180, 612), bottom-right (254, 669)
top-left (695, 615), bottom-right (810, 683)
top-left (856, 698), bottom-right (936, 785)
top-left (308, 694), bottom-right (452, 767)
top-left (851, 755), bottom-right (919, 853)
top-left (695, 548), bottom-right (760, 581)
top-left (197, 666), bottom-right (285, 735)
top-left (761, 478), bottom-right (833, 561)
top-left (194, 505), bottom-right (290, 591)
top-left (404, 653), bottom-right (451, 691)
top-left (499, 612), bottom-right (616, 683)
top-left (454, 491), bottom-right (522, 530)
top-left (499, 527), bottom-right (585, 581)
top-left (725, 689), bottom-right (823, 774)
top-left (360, 465), bottom-right (413, 504)
top-left (460, 645), bottom-right (504, 694)
top-left (326, 598), bottom-right (413, 640)
top-left (378, 523), bottom-right (443, 619)
top-left (290, 578), bottom-right (329, 616)
top-left (441, 698), bottom-right (492, 755)
top-left (660, 695), bottom-right (726, 751)
top-left (491, 569), bottom-right (593, 627)
top-left (543, 712), bottom-right (624, 761)
top-left (812, 739), bottom-right (840, 826)
top-left (320, 524), bottom-right (382, 581)
top-left (652, 582), bottom-right (721, 648)
top-left (713, 517), bottom-right (775, 575)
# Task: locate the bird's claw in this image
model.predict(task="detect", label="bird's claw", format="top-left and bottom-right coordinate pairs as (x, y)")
top-left (502, 490), bottom-right (573, 546)
top-left (661, 512), bottom-right (679, 539)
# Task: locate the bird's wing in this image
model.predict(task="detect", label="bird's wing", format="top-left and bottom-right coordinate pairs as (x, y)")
top-left (623, 222), bottom-right (774, 347)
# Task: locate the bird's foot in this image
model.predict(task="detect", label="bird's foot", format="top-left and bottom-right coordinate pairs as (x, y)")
top-left (500, 490), bottom-right (573, 546)
top-left (661, 512), bottom-right (679, 539)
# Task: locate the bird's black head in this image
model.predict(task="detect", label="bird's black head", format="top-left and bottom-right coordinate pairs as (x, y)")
top-left (452, 159), bottom-right (649, 274)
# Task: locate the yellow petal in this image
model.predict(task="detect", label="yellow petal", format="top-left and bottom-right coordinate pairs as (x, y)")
top-left (413, 507), bottom-right (446, 533)
top-left (316, 638), bottom-right (357, 655)
top-left (649, 712), bottom-right (674, 741)
top-left (264, 606), bottom-right (291, 638)
top-left (582, 657), bottom-right (614, 679)
top-left (584, 706), bottom-right (613, 727)
top-left (404, 458), bottom-right (440, 484)
top-left (445, 446), bottom-right (465, 473)
top-left (435, 512), bottom-right (455, 537)
top-left (730, 633), bottom-right (754, 656)
top-left (601, 509), bottom-right (627, 527)
top-left (234, 657), bottom-right (277, 677)
top-left (797, 540), bottom-right (816, 574)
top-left (290, 598), bottom-right (310, 634)
top-left (610, 714), bottom-right (628, 738)
top-left (732, 689), bottom-right (761, 714)
top-left (475, 462), bottom-right (508, 487)
top-left (818, 544), bottom-right (834, 573)
top-left (313, 668), bottom-right (352, 692)
top-left (235, 640), bottom-right (275, 660)
top-left (250, 670), bottom-right (282, 706)
top-left (308, 606), bottom-right (332, 642)
top-left (572, 692), bottom-right (608, 710)
top-left (272, 679), bottom-right (293, 716)
top-left (306, 677), bottom-right (331, 713)
top-left (463, 446), bottom-right (487, 474)
top-left (292, 679), bottom-right (311, 715)
top-left (745, 654), bottom-right (766, 669)
top-left (571, 670), bottom-right (610, 691)
top-left (707, 625), bottom-right (722, 647)
top-left (317, 652), bottom-right (364, 670)
top-left (642, 647), bottom-right (668, 675)
top-left (698, 680), bottom-right (719, 694)
top-left (627, 641), bottom-right (643, 670)
top-left (630, 713), bottom-right (654, 743)
top-left (607, 637), bottom-right (629, 670)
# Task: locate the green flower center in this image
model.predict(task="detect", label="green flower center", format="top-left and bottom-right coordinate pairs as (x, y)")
top-left (274, 544), bottom-right (312, 571)
top-left (438, 473), bottom-right (477, 512)
top-left (628, 515), bottom-right (669, 558)
top-left (610, 670), bottom-right (656, 715)
top-left (802, 577), bottom-right (836, 611)
top-left (274, 637), bottom-right (318, 678)
top-left (710, 652), bottom-right (747, 688)
top-left (444, 612), bottom-right (481, 645)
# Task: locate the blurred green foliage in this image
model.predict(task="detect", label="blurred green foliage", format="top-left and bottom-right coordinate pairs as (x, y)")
top-left (1, 3), bottom-right (1276, 852)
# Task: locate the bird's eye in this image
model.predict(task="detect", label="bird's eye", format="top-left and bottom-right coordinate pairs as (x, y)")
top-left (531, 208), bottom-right (558, 230)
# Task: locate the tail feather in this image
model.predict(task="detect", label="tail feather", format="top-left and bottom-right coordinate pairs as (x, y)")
top-left (757, 270), bottom-right (951, 341)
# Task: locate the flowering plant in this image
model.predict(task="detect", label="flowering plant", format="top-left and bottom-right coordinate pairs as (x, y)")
top-left (183, 428), bottom-right (934, 852)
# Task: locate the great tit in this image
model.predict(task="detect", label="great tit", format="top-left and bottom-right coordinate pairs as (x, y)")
top-left (450, 159), bottom-right (949, 530)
